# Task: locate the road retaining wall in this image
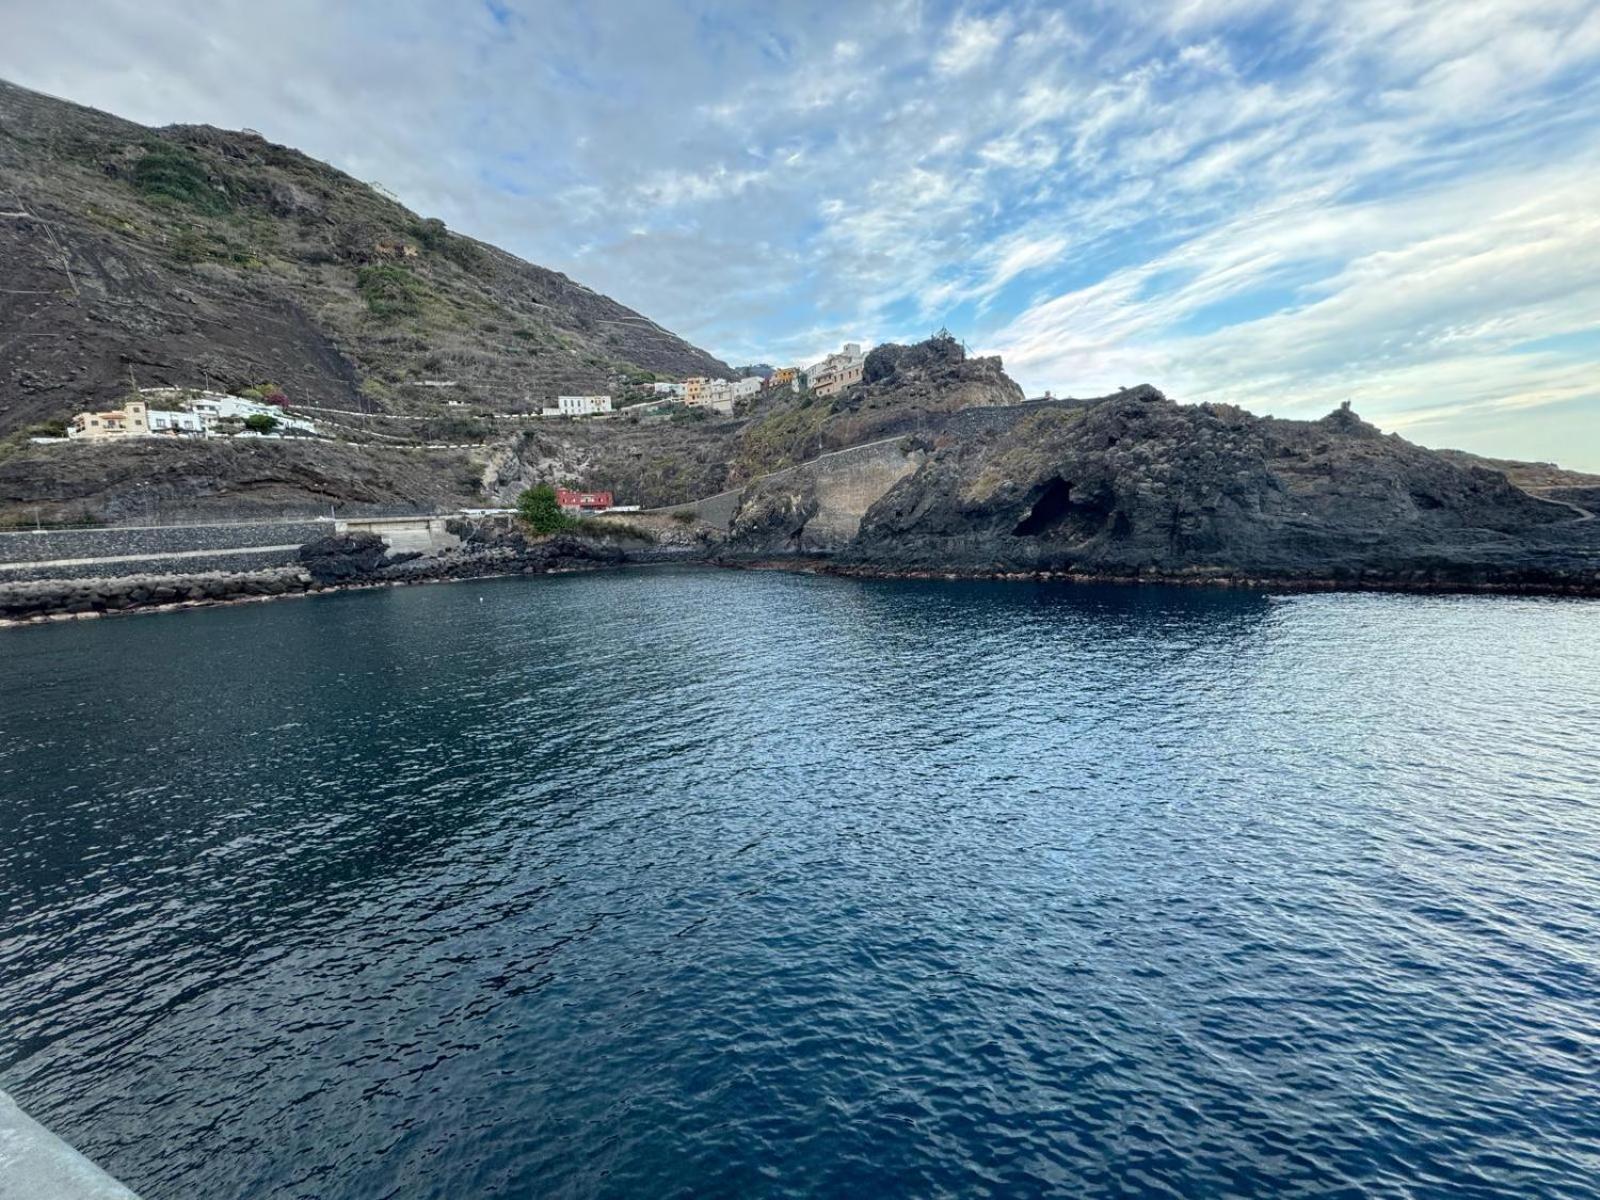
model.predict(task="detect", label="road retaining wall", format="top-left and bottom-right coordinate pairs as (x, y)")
top-left (0, 521), bottom-right (330, 566)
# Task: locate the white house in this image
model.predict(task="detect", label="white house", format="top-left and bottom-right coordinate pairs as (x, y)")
top-left (146, 408), bottom-right (207, 436)
top-left (181, 393), bottom-right (317, 434)
top-left (555, 394), bottom-right (613, 417)
top-left (139, 388), bottom-right (317, 435)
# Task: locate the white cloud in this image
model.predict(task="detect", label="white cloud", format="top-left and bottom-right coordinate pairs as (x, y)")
top-left (934, 13), bottom-right (1009, 75)
top-left (988, 159), bottom-right (1600, 456)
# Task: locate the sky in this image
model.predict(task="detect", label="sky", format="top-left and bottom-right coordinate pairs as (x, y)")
top-left (4, 0), bottom-right (1600, 467)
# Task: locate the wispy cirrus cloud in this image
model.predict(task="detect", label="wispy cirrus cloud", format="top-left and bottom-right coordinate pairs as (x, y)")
top-left (1, 0), bottom-right (1597, 464)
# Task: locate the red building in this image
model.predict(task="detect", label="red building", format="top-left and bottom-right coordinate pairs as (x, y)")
top-left (556, 489), bottom-right (613, 512)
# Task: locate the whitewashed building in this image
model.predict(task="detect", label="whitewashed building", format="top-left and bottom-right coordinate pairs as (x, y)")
top-left (146, 408), bottom-right (208, 436)
top-left (180, 392), bottom-right (317, 434)
top-left (67, 389), bottom-right (317, 441)
top-left (554, 394), bottom-right (613, 417)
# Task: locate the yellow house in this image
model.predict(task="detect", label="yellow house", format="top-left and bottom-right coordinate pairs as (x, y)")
top-left (683, 377), bottom-right (713, 406)
top-left (69, 400), bottom-right (150, 440)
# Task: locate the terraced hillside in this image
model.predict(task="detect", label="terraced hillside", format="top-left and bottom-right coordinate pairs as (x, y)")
top-left (0, 78), bottom-right (730, 435)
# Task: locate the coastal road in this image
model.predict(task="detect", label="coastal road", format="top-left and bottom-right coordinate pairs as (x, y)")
top-left (0, 544), bottom-right (302, 573)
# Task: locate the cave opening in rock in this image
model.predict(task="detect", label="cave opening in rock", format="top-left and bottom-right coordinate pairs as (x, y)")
top-left (1013, 476), bottom-right (1075, 536)
top-left (1013, 476), bottom-right (1121, 540)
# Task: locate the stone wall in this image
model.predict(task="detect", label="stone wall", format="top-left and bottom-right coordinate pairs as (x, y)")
top-left (0, 548), bottom-right (304, 584)
top-left (0, 520), bottom-right (330, 566)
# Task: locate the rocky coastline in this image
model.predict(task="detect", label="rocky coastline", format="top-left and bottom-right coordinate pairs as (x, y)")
top-left (7, 380), bottom-right (1600, 627)
top-left (7, 526), bottom-right (1599, 630)
top-left (718, 556), bottom-right (1600, 598)
top-left (0, 530), bottom-right (648, 626)
top-left (717, 386), bottom-right (1600, 594)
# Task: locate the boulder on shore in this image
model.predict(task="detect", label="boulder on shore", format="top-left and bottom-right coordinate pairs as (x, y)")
top-left (297, 533), bottom-right (391, 582)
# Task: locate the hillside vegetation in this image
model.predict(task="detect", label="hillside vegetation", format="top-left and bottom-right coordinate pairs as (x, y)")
top-left (0, 78), bottom-right (729, 435)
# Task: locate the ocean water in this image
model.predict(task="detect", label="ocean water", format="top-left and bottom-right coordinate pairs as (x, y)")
top-left (1, 568), bottom-right (1597, 1199)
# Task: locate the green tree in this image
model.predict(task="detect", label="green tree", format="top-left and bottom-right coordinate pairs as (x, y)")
top-left (243, 413), bottom-right (279, 434)
top-left (517, 484), bottom-right (573, 534)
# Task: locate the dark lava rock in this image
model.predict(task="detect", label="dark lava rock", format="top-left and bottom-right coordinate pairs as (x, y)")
top-left (298, 532), bottom-right (390, 582)
top-left (841, 390), bottom-right (1600, 589)
top-left (863, 332), bottom-right (968, 384)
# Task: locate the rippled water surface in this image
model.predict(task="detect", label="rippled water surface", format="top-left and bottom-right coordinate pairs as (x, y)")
top-left (3, 569), bottom-right (1599, 1198)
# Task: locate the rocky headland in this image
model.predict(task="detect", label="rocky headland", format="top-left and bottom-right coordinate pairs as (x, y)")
top-left (715, 385), bottom-right (1600, 594)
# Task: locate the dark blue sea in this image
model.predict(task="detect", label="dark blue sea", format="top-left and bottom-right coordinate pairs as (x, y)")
top-left (2, 568), bottom-right (1597, 1198)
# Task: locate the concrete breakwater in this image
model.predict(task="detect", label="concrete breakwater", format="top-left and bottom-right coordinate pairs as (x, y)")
top-left (0, 564), bottom-right (323, 622)
top-left (0, 531), bottom-right (653, 626)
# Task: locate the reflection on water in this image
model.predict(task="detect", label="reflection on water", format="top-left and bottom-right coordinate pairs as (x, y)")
top-left (2, 569), bottom-right (1598, 1198)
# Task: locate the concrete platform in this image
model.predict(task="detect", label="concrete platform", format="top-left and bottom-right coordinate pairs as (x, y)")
top-left (0, 1090), bottom-right (138, 1199)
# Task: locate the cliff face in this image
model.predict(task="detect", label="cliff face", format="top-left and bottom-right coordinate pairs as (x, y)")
top-left (725, 438), bottom-right (927, 554)
top-left (0, 78), bottom-right (730, 434)
top-left (841, 389), bottom-right (1600, 587)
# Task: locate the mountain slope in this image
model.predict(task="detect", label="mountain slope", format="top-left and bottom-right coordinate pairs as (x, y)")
top-left (0, 78), bottom-right (729, 435)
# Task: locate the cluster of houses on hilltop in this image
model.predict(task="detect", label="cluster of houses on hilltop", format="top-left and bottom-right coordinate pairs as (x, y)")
top-left (475, 339), bottom-right (873, 422)
top-left (627, 342), bottom-right (865, 416)
top-left (66, 388), bottom-right (318, 442)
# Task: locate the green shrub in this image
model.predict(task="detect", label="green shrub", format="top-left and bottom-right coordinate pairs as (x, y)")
top-left (517, 484), bottom-right (573, 534)
top-left (243, 413), bottom-right (279, 433)
top-left (169, 225), bottom-right (208, 263)
top-left (133, 145), bottom-right (230, 214)
top-left (357, 264), bottom-right (424, 319)
top-left (418, 415), bottom-right (491, 442)
top-left (411, 217), bottom-right (449, 251)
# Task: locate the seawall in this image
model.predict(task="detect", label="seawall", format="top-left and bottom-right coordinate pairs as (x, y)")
top-left (0, 519), bottom-right (331, 583)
